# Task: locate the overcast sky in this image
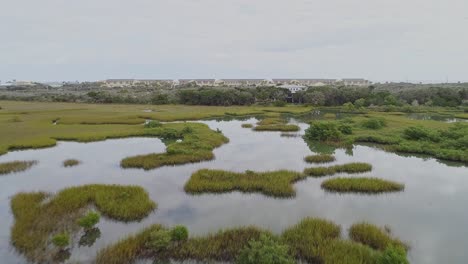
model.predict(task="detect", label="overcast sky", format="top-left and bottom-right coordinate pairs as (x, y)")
top-left (1, 0), bottom-right (468, 82)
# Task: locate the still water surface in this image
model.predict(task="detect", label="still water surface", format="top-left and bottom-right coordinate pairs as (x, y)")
top-left (0, 119), bottom-right (467, 264)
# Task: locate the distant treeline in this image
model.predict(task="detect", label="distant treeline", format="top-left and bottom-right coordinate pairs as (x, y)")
top-left (1, 85), bottom-right (467, 108)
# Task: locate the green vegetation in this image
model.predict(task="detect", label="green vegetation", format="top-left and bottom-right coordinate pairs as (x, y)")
top-left (362, 117), bottom-right (387, 129)
top-left (241, 123), bottom-right (253, 128)
top-left (120, 122), bottom-right (229, 170)
top-left (184, 169), bottom-right (304, 197)
top-left (0, 160), bottom-right (37, 175)
top-left (63, 159), bottom-right (80, 167)
top-left (10, 184), bottom-right (156, 263)
top-left (349, 222), bottom-right (408, 251)
top-left (237, 234), bottom-right (294, 264)
top-left (96, 218), bottom-right (408, 264)
top-left (378, 246), bottom-right (410, 264)
top-left (77, 211), bottom-right (100, 230)
top-left (51, 233), bottom-right (70, 248)
top-left (0, 101), bottom-right (310, 156)
top-left (144, 120), bottom-right (162, 128)
top-left (304, 121), bottom-right (343, 141)
top-left (304, 154), bottom-right (336, 163)
top-left (321, 177), bottom-right (405, 193)
top-left (304, 162), bottom-right (372, 177)
top-left (253, 118), bottom-right (300, 132)
top-left (171, 225), bottom-right (189, 242)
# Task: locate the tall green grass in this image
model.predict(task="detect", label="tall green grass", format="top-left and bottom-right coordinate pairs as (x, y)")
top-left (304, 162), bottom-right (372, 177)
top-left (184, 169), bottom-right (304, 197)
top-left (253, 117), bottom-right (300, 132)
top-left (10, 184), bottom-right (156, 263)
top-left (96, 217), bottom-right (408, 264)
top-left (304, 154), bottom-right (336, 163)
top-left (0, 160), bottom-right (37, 175)
top-left (349, 222), bottom-right (408, 251)
top-left (321, 177), bottom-right (405, 193)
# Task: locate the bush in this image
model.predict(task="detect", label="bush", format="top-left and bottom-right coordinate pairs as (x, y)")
top-left (144, 120), bottom-right (162, 128)
top-left (52, 233), bottom-right (70, 248)
top-left (338, 123), bottom-right (353, 135)
top-left (377, 246), bottom-right (409, 264)
top-left (146, 229), bottom-right (172, 251)
top-left (77, 211), bottom-right (100, 230)
top-left (403, 126), bottom-right (440, 142)
top-left (274, 101), bottom-right (287, 107)
top-left (361, 118), bottom-right (386, 129)
top-left (182, 126), bottom-right (194, 134)
top-left (305, 122), bottom-right (342, 141)
top-left (171, 225), bottom-right (189, 242)
top-left (237, 234), bottom-right (294, 264)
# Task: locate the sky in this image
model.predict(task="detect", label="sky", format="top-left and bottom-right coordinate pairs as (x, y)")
top-left (1, 0), bottom-right (468, 83)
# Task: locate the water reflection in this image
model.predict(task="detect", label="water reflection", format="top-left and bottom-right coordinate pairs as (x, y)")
top-left (0, 119), bottom-right (467, 264)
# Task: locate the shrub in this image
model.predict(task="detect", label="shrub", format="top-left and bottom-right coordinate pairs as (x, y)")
top-left (305, 122), bottom-right (342, 141)
top-left (146, 229), bottom-right (172, 251)
top-left (338, 123), bottom-right (353, 135)
top-left (377, 246), bottom-right (409, 264)
top-left (171, 225), bottom-right (189, 242)
top-left (273, 101), bottom-right (287, 107)
top-left (182, 126), bottom-right (193, 134)
top-left (403, 126), bottom-right (440, 142)
top-left (77, 211), bottom-right (100, 230)
top-left (237, 234), bottom-right (294, 264)
top-left (52, 233), bottom-right (70, 248)
top-left (362, 118), bottom-right (386, 130)
top-left (144, 120), bottom-right (162, 128)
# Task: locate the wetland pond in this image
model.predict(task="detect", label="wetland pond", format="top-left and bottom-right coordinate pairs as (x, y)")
top-left (0, 118), bottom-right (467, 264)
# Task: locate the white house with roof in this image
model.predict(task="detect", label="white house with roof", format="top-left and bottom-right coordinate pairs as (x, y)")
top-left (278, 84), bottom-right (306, 94)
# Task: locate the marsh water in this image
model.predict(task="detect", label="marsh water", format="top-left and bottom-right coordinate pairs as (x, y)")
top-left (0, 118), bottom-right (467, 264)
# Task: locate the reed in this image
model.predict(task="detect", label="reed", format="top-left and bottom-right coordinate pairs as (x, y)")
top-left (321, 177), bottom-right (405, 193)
top-left (241, 123), bottom-right (253, 128)
top-left (254, 124), bottom-right (300, 132)
top-left (349, 222), bottom-right (408, 251)
top-left (0, 160), bottom-right (37, 175)
top-left (10, 184), bottom-right (156, 263)
top-left (184, 169), bottom-right (304, 197)
top-left (304, 154), bottom-right (336, 163)
top-left (303, 162), bottom-right (372, 177)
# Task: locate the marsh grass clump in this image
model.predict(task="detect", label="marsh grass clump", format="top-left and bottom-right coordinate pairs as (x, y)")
top-left (241, 123), bottom-right (253, 128)
top-left (0, 160), bottom-right (37, 175)
top-left (184, 169), bottom-right (304, 197)
top-left (144, 120), bottom-right (162, 128)
top-left (96, 218), bottom-right (408, 264)
top-left (10, 184), bottom-right (156, 263)
top-left (321, 177), bottom-right (405, 193)
top-left (304, 154), bottom-right (336, 164)
top-left (77, 211), bottom-right (100, 230)
top-left (51, 233), bottom-right (70, 248)
top-left (349, 222), bottom-right (408, 251)
top-left (254, 118), bottom-right (300, 132)
top-left (237, 234), bottom-right (294, 264)
top-left (63, 159), bottom-right (80, 167)
top-left (303, 162), bottom-right (372, 177)
top-left (121, 123), bottom-right (229, 170)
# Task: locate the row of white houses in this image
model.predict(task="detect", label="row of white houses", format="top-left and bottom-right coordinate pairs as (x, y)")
top-left (101, 78), bottom-right (370, 88)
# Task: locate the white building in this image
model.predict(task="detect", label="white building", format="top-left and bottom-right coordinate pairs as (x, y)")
top-left (278, 84), bottom-right (306, 94)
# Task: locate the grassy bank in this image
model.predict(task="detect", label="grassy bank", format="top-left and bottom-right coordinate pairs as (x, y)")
top-left (303, 162), bottom-right (372, 177)
top-left (0, 160), bottom-right (37, 175)
top-left (96, 218), bottom-right (408, 264)
top-left (184, 169), bottom-right (304, 197)
top-left (0, 101), bottom-right (311, 155)
top-left (304, 112), bottom-right (468, 164)
top-left (11, 184), bottom-right (156, 263)
top-left (321, 177), bottom-right (405, 193)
